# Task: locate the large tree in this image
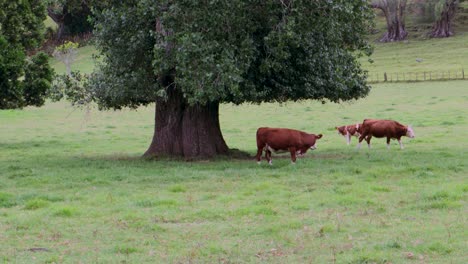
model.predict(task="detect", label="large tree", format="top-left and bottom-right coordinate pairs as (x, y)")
top-left (82, 0), bottom-right (373, 159)
top-left (0, 0), bottom-right (54, 109)
top-left (371, 0), bottom-right (409, 42)
top-left (409, 0), bottom-right (461, 38)
top-left (430, 0), bottom-right (460, 38)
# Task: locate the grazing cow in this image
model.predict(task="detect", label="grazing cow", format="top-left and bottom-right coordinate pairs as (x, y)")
top-left (336, 124), bottom-right (361, 145)
top-left (357, 119), bottom-right (415, 149)
top-left (256, 127), bottom-right (323, 165)
top-left (336, 119), bottom-right (380, 145)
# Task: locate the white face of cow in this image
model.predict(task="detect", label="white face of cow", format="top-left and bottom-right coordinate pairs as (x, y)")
top-left (406, 126), bottom-right (415, 138)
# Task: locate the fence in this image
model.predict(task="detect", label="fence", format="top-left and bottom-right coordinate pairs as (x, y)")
top-left (367, 69), bottom-right (466, 83)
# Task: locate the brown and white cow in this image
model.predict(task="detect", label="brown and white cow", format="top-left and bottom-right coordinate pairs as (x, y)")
top-left (357, 119), bottom-right (415, 149)
top-left (336, 124), bottom-right (361, 145)
top-left (256, 127), bottom-right (323, 165)
top-left (336, 119), bottom-right (380, 145)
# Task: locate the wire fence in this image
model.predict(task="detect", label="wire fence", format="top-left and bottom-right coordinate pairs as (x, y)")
top-left (368, 69), bottom-right (466, 83)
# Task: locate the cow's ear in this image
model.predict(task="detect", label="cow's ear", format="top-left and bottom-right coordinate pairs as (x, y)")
top-left (335, 126), bottom-right (338, 130)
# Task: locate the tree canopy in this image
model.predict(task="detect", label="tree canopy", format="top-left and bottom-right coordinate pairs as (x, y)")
top-left (89, 0), bottom-right (373, 109)
top-left (0, 0), bottom-right (54, 109)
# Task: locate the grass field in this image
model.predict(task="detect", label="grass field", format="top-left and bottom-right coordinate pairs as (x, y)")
top-left (360, 33), bottom-right (468, 76)
top-left (1, 80), bottom-right (467, 263)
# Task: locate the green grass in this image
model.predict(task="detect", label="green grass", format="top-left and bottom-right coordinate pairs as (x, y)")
top-left (44, 16), bottom-right (58, 31)
top-left (1, 81), bottom-right (467, 263)
top-left (49, 45), bottom-right (98, 75)
top-left (361, 33), bottom-right (468, 77)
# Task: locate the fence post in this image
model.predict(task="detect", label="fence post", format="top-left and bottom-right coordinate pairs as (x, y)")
top-left (384, 72), bottom-right (387, 82)
top-left (396, 73), bottom-right (399, 81)
top-left (424, 72), bottom-right (426, 81)
top-left (462, 69), bottom-right (465, 79)
top-left (416, 72), bottom-right (418, 81)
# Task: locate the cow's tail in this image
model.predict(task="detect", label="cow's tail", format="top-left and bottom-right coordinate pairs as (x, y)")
top-left (316, 134), bottom-right (323, 139)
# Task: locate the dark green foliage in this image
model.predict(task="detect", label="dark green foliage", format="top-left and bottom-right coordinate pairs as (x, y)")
top-left (89, 0), bottom-right (373, 109)
top-left (0, 0), bottom-right (54, 109)
top-left (0, 36), bottom-right (26, 109)
top-left (0, 0), bottom-right (46, 49)
top-left (23, 53), bottom-right (54, 107)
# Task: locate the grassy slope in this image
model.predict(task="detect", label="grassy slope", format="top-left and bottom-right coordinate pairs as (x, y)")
top-left (1, 81), bottom-right (467, 263)
top-left (49, 45), bottom-right (97, 75)
top-left (2, 11), bottom-right (466, 263)
top-left (360, 33), bottom-right (468, 75)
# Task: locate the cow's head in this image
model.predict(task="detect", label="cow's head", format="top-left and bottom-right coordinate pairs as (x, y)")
top-left (336, 126), bottom-right (346, 136)
top-left (406, 125), bottom-right (415, 138)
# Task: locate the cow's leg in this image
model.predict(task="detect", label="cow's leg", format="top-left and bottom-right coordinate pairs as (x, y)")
top-left (398, 138), bottom-right (404, 149)
top-left (357, 134), bottom-right (366, 149)
top-left (256, 146), bottom-right (263, 164)
top-left (289, 147), bottom-right (297, 164)
top-left (386, 137), bottom-right (391, 149)
top-left (346, 133), bottom-right (351, 145)
top-left (365, 135), bottom-right (372, 149)
top-left (266, 149), bottom-right (272, 165)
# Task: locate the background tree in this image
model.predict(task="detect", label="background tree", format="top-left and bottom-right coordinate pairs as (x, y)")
top-left (0, 0), bottom-right (54, 109)
top-left (45, 0), bottom-right (116, 40)
top-left (430, 0), bottom-right (460, 37)
top-left (74, 0), bottom-right (373, 159)
top-left (371, 0), bottom-right (409, 41)
top-left (53, 41), bottom-right (79, 75)
top-left (408, 0), bottom-right (461, 37)
top-left (46, 0), bottom-right (93, 40)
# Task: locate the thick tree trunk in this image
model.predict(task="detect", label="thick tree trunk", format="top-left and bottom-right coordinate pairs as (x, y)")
top-left (380, 19), bottom-right (408, 42)
top-left (431, 0), bottom-right (458, 38)
top-left (146, 16), bottom-right (229, 159)
top-left (47, 7), bottom-right (66, 40)
top-left (371, 0), bottom-right (408, 42)
top-left (143, 87), bottom-right (229, 159)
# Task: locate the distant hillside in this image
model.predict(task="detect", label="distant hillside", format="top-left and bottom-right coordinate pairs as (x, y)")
top-left (360, 33), bottom-right (468, 77)
top-left (362, 1), bottom-right (468, 78)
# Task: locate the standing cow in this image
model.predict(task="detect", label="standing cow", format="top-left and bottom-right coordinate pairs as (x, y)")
top-left (336, 123), bottom-right (361, 145)
top-left (256, 127), bottom-right (323, 165)
top-left (336, 119), bottom-right (379, 145)
top-left (357, 119), bottom-right (415, 149)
